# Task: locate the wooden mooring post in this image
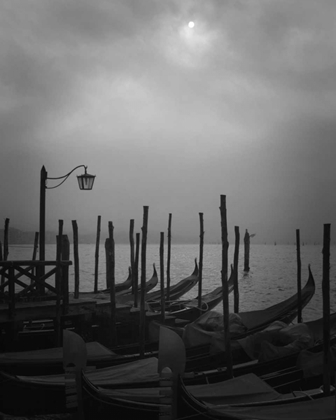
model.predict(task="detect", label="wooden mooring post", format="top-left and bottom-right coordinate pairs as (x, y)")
top-left (32, 232), bottom-right (39, 260)
top-left (134, 233), bottom-right (140, 308)
top-left (129, 219), bottom-right (135, 294)
top-left (55, 220), bottom-right (63, 346)
top-left (220, 195), bottom-right (233, 378)
top-left (4, 218), bottom-right (9, 262)
top-left (160, 232), bottom-right (165, 323)
top-left (166, 213), bottom-right (172, 302)
top-left (108, 221), bottom-right (117, 347)
top-left (233, 226), bottom-right (240, 313)
top-left (140, 206), bottom-right (149, 358)
top-left (1, 218), bottom-right (9, 285)
top-left (296, 229), bottom-right (302, 323)
top-left (0, 242), bottom-right (3, 285)
top-left (72, 220), bottom-right (80, 298)
top-left (94, 215), bottom-right (101, 293)
top-left (198, 213), bottom-right (204, 309)
top-left (322, 223), bottom-right (331, 396)
top-left (243, 229), bottom-right (250, 272)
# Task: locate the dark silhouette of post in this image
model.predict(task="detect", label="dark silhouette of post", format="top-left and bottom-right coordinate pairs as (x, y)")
top-left (2, 218), bottom-right (10, 286)
top-left (198, 213), bottom-right (204, 309)
top-left (55, 220), bottom-right (63, 346)
top-left (140, 206), bottom-right (149, 358)
top-left (244, 229), bottom-right (250, 272)
top-left (94, 215), bottom-right (101, 293)
top-left (220, 195), bottom-right (233, 378)
top-left (296, 229), bottom-right (302, 323)
top-left (233, 226), bottom-right (240, 313)
top-left (322, 223), bottom-right (331, 396)
top-left (32, 232), bottom-right (39, 260)
top-left (134, 233), bottom-right (140, 308)
top-left (166, 213), bottom-right (172, 302)
top-left (129, 219), bottom-right (135, 295)
top-left (72, 221), bottom-right (80, 298)
top-left (108, 221), bottom-right (117, 347)
top-left (39, 166), bottom-right (47, 265)
top-left (159, 232), bottom-right (165, 323)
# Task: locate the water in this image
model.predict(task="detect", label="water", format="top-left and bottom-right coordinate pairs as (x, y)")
top-left (7, 243), bottom-right (336, 322)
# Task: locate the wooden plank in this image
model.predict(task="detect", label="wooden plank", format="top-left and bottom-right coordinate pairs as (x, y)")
top-left (0, 297), bottom-right (97, 323)
top-left (0, 260), bottom-right (72, 267)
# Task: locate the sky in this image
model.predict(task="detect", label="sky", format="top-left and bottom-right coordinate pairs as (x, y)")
top-left (0, 0), bottom-right (336, 245)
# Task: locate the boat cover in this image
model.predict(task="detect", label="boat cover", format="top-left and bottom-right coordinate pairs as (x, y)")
top-left (0, 341), bottom-right (116, 364)
top-left (17, 357), bottom-right (159, 386)
top-left (182, 310), bottom-right (247, 348)
top-left (235, 321), bottom-right (314, 362)
top-left (296, 344), bottom-right (336, 378)
top-left (208, 395), bottom-right (335, 420)
top-left (94, 373), bottom-right (282, 405)
top-left (187, 373), bottom-right (283, 405)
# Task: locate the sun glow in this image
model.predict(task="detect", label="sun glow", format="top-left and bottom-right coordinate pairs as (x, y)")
top-left (188, 21), bottom-right (195, 28)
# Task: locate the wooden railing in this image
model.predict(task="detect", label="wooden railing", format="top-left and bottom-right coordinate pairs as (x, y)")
top-left (0, 260), bottom-right (72, 319)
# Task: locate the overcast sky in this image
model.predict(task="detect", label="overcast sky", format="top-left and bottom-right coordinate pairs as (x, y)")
top-left (0, 0), bottom-right (335, 244)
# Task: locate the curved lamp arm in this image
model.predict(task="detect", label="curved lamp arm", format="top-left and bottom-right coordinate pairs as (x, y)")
top-left (46, 165), bottom-right (88, 190)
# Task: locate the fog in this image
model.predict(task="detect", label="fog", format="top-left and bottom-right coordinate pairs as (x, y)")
top-left (1, 0), bottom-right (335, 244)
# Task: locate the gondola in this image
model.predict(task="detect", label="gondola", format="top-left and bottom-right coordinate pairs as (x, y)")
top-left (1, 311), bottom-right (334, 417)
top-left (0, 265), bottom-right (315, 377)
top-left (177, 374), bottom-right (336, 420)
top-left (84, 327), bottom-right (336, 420)
top-left (144, 264), bottom-right (315, 369)
top-left (114, 263), bottom-right (158, 304)
top-left (146, 266), bottom-right (235, 344)
top-left (183, 265), bottom-right (315, 371)
top-left (144, 259), bottom-right (199, 309)
top-left (83, 263), bottom-right (159, 303)
top-left (80, 266), bottom-right (133, 295)
top-left (0, 273), bottom-right (230, 376)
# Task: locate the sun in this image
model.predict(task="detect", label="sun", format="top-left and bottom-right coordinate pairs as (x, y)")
top-left (188, 21), bottom-right (195, 29)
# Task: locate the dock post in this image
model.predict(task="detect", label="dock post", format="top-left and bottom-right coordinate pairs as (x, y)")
top-left (94, 215), bottom-right (101, 293)
top-left (55, 220), bottom-right (63, 346)
top-left (8, 264), bottom-right (15, 320)
top-left (296, 229), bottom-right (302, 323)
top-left (105, 238), bottom-right (111, 289)
top-left (0, 242), bottom-right (3, 284)
top-left (1, 218), bottom-right (9, 286)
top-left (32, 232), bottom-right (39, 260)
top-left (220, 195), bottom-right (233, 378)
top-left (198, 213), bottom-right (204, 309)
top-left (167, 213), bottom-right (172, 302)
top-left (243, 229), bottom-right (250, 272)
top-left (4, 218), bottom-right (9, 261)
top-left (129, 219), bottom-right (135, 295)
top-left (233, 226), bottom-right (240, 313)
top-left (31, 232), bottom-right (39, 285)
top-left (108, 221), bottom-right (117, 347)
top-left (160, 232), bottom-right (165, 323)
top-left (72, 220), bottom-right (80, 298)
top-left (140, 206), bottom-right (149, 358)
top-left (322, 223), bottom-right (331, 396)
top-left (134, 233), bottom-right (140, 308)
top-left (61, 235), bottom-right (70, 313)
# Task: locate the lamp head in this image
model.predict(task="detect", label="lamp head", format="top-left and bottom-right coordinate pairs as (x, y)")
top-left (77, 167), bottom-right (95, 190)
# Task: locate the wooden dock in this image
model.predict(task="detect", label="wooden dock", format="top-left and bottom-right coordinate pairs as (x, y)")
top-left (0, 259), bottom-right (136, 350)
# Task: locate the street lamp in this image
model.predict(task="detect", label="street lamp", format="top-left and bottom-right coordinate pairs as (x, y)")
top-left (39, 165), bottom-right (95, 262)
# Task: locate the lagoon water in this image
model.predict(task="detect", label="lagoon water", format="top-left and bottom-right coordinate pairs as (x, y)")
top-left (7, 243), bottom-right (336, 322)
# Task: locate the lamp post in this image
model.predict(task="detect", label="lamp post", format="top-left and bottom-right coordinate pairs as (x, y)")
top-left (39, 165), bottom-right (95, 262)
